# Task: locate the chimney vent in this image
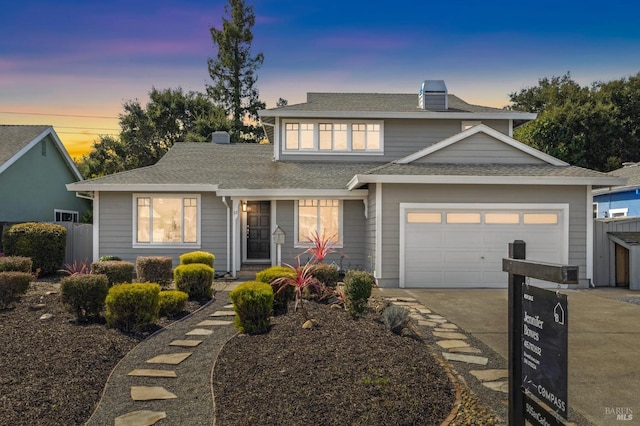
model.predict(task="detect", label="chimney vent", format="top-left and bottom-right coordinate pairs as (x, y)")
top-left (419, 80), bottom-right (448, 110)
top-left (211, 131), bottom-right (230, 144)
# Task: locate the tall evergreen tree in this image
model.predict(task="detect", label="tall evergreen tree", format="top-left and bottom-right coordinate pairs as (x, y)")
top-left (207, 0), bottom-right (265, 142)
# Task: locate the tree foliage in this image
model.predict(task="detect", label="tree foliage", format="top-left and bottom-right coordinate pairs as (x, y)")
top-left (510, 72), bottom-right (640, 171)
top-left (207, 0), bottom-right (265, 142)
top-left (77, 87), bottom-right (229, 178)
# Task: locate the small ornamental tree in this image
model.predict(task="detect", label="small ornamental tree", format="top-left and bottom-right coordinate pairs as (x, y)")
top-left (271, 259), bottom-right (320, 320)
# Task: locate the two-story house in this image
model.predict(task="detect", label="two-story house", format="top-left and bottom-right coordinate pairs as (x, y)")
top-left (67, 81), bottom-right (623, 288)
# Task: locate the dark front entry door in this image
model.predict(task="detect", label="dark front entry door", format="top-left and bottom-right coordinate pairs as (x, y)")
top-left (247, 201), bottom-right (270, 259)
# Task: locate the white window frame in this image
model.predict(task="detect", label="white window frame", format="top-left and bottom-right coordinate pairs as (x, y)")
top-left (294, 199), bottom-right (344, 248)
top-left (609, 207), bottom-right (628, 218)
top-left (132, 194), bottom-right (201, 248)
top-left (54, 209), bottom-right (79, 223)
top-left (282, 119), bottom-right (384, 155)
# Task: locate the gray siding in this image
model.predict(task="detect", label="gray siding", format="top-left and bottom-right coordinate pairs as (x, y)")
top-left (278, 119), bottom-right (510, 162)
top-left (593, 217), bottom-right (640, 286)
top-left (365, 185), bottom-right (377, 275)
top-left (377, 184), bottom-right (588, 288)
top-left (414, 133), bottom-right (546, 164)
top-left (275, 200), bottom-right (367, 270)
top-left (97, 192), bottom-right (228, 272)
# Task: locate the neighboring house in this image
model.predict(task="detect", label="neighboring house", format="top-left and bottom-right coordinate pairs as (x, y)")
top-left (67, 80), bottom-right (624, 288)
top-left (593, 162), bottom-right (640, 219)
top-left (0, 125), bottom-right (90, 248)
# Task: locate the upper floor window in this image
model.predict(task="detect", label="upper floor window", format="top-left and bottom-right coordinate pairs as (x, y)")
top-left (134, 195), bottom-right (199, 246)
top-left (283, 120), bottom-right (383, 154)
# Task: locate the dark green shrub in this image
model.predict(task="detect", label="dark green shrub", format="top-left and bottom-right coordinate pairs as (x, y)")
top-left (229, 281), bottom-right (274, 334)
top-left (344, 270), bottom-right (374, 318)
top-left (98, 255), bottom-right (122, 262)
top-left (2, 222), bottom-right (66, 274)
top-left (91, 261), bottom-right (134, 286)
top-left (0, 256), bottom-right (32, 272)
top-left (173, 263), bottom-right (213, 300)
top-left (382, 305), bottom-right (410, 335)
top-left (0, 271), bottom-right (31, 309)
top-left (179, 251), bottom-right (215, 267)
top-left (256, 266), bottom-right (296, 316)
top-left (313, 263), bottom-right (340, 288)
top-left (105, 283), bottom-right (161, 332)
top-left (135, 256), bottom-right (173, 286)
top-left (158, 290), bottom-right (189, 317)
top-left (60, 274), bottom-right (109, 320)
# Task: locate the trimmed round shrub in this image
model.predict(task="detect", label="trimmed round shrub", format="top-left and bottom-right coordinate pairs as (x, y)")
top-left (344, 270), bottom-right (374, 318)
top-left (136, 256), bottom-right (173, 286)
top-left (105, 283), bottom-right (161, 332)
top-left (313, 263), bottom-right (340, 288)
top-left (159, 290), bottom-right (188, 317)
top-left (0, 256), bottom-right (32, 273)
top-left (60, 274), bottom-right (109, 320)
top-left (256, 266), bottom-right (296, 316)
top-left (91, 260), bottom-right (134, 286)
top-left (173, 263), bottom-right (214, 300)
top-left (2, 222), bottom-right (66, 274)
top-left (179, 251), bottom-right (215, 267)
top-left (229, 281), bottom-right (274, 334)
top-left (98, 255), bottom-right (122, 262)
top-left (0, 271), bottom-right (32, 309)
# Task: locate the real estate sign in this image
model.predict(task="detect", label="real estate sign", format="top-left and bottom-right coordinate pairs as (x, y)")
top-left (522, 284), bottom-right (568, 419)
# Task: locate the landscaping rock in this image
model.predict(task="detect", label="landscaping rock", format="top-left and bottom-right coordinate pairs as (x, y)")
top-left (39, 313), bottom-right (53, 321)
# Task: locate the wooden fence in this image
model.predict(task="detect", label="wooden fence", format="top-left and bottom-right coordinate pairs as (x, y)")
top-left (56, 222), bottom-right (93, 265)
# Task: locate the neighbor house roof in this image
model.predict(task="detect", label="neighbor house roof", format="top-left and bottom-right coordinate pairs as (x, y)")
top-left (593, 163), bottom-right (640, 195)
top-left (0, 125), bottom-right (83, 180)
top-left (68, 141), bottom-right (624, 195)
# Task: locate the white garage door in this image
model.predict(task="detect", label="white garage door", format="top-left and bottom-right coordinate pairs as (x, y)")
top-left (400, 204), bottom-right (568, 288)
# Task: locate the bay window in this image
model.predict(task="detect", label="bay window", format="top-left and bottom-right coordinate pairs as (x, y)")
top-left (134, 195), bottom-right (199, 245)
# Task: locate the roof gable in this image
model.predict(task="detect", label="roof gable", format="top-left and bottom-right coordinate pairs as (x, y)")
top-left (0, 125), bottom-right (83, 180)
top-left (396, 124), bottom-right (567, 166)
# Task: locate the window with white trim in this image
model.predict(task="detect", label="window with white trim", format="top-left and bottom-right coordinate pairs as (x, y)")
top-left (609, 208), bottom-right (628, 218)
top-left (134, 195), bottom-right (199, 245)
top-left (283, 120), bottom-right (383, 153)
top-left (296, 200), bottom-right (342, 246)
top-left (54, 209), bottom-right (79, 222)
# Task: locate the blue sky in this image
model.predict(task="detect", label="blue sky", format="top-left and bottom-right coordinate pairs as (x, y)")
top-left (1, 0), bottom-right (639, 157)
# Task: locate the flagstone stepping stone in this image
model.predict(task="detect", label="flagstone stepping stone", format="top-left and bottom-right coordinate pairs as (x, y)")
top-left (482, 381), bottom-right (509, 393)
top-left (417, 320), bottom-right (438, 327)
top-left (128, 369), bottom-right (177, 378)
top-left (385, 297), bottom-right (417, 303)
top-left (415, 308), bottom-right (432, 314)
top-left (210, 310), bottom-right (235, 317)
top-left (409, 313), bottom-right (423, 320)
top-left (433, 331), bottom-right (468, 340)
top-left (197, 319), bottom-right (232, 326)
top-left (429, 318), bottom-right (448, 323)
top-left (436, 340), bottom-right (470, 349)
top-left (448, 346), bottom-right (482, 354)
top-left (437, 323), bottom-right (458, 329)
top-left (131, 386), bottom-right (177, 401)
top-left (470, 369), bottom-right (509, 382)
top-left (186, 328), bottom-right (213, 336)
top-left (428, 314), bottom-right (445, 320)
top-left (391, 301), bottom-right (419, 306)
top-left (146, 352), bottom-right (192, 365)
top-left (442, 352), bottom-right (489, 365)
top-left (435, 328), bottom-right (457, 332)
top-left (223, 304), bottom-right (234, 309)
top-left (114, 410), bottom-right (167, 426)
top-left (169, 339), bottom-right (202, 347)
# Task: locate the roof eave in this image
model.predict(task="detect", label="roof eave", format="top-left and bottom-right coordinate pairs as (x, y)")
top-left (66, 183), bottom-right (219, 192)
top-left (216, 189), bottom-right (369, 198)
top-left (258, 110), bottom-right (537, 120)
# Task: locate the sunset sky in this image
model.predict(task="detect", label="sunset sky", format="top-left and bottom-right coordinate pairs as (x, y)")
top-left (1, 0), bottom-right (640, 159)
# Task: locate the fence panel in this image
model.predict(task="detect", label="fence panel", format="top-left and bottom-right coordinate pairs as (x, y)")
top-left (57, 222), bottom-right (93, 265)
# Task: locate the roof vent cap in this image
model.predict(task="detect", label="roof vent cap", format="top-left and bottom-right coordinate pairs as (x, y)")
top-left (419, 80), bottom-right (448, 110)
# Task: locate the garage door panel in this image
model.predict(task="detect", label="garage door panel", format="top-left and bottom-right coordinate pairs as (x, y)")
top-left (444, 230), bottom-right (482, 247)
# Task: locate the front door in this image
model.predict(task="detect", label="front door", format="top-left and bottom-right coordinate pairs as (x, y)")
top-left (246, 201), bottom-right (270, 260)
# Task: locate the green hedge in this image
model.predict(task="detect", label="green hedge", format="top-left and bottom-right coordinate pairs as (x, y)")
top-left (105, 283), bottom-right (161, 332)
top-left (136, 256), bottom-right (173, 286)
top-left (0, 271), bottom-right (31, 309)
top-left (344, 270), bottom-right (374, 318)
top-left (159, 290), bottom-right (188, 317)
top-left (179, 251), bottom-right (215, 267)
top-left (313, 263), bottom-right (340, 288)
top-left (91, 261), bottom-right (134, 286)
top-left (0, 256), bottom-right (32, 273)
top-left (173, 263), bottom-right (213, 300)
top-left (229, 281), bottom-right (274, 334)
top-left (2, 222), bottom-right (66, 274)
top-left (60, 274), bottom-right (109, 320)
top-left (255, 266), bottom-right (296, 316)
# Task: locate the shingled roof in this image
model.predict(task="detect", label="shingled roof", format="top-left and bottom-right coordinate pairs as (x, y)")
top-left (0, 125), bottom-right (51, 167)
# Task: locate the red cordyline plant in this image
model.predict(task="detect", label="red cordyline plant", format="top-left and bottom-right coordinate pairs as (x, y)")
top-left (271, 257), bottom-right (321, 320)
top-left (304, 231), bottom-right (338, 263)
top-left (62, 259), bottom-right (91, 275)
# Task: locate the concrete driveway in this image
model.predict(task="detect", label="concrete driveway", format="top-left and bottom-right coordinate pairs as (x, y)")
top-left (378, 287), bottom-right (640, 425)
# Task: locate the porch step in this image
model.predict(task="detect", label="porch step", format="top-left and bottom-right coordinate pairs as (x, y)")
top-left (238, 263), bottom-right (271, 280)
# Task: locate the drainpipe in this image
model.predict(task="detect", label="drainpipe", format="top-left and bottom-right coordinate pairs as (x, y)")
top-left (221, 197), bottom-right (231, 274)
